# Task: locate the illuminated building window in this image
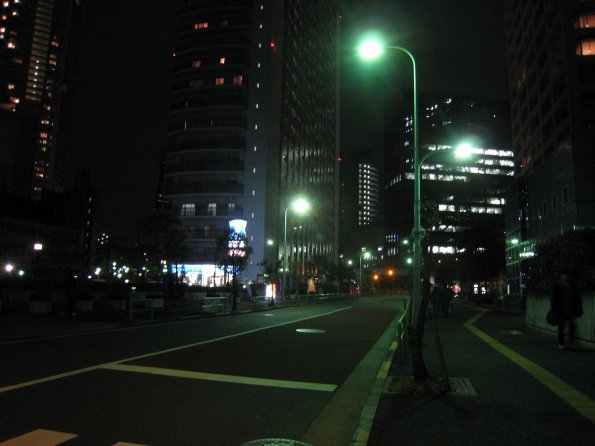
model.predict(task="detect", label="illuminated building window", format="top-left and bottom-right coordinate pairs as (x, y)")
top-left (181, 203), bottom-right (195, 216)
top-left (576, 12), bottom-right (595, 28)
top-left (207, 203), bottom-right (217, 216)
top-left (190, 79), bottom-right (203, 88)
top-left (215, 77), bottom-right (225, 85)
top-left (7, 83), bottom-right (14, 90)
top-left (219, 57), bottom-right (226, 64)
top-left (233, 75), bottom-right (244, 86)
top-left (192, 60), bottom-right (201, 68)
top-left (576, 38), bottom-right (595, 55)
top-left (194, 22), bottom-right (208, 29)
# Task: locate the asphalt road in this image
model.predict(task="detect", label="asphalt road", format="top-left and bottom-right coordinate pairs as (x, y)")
top-left (0, 297), bottom-right (404, 446)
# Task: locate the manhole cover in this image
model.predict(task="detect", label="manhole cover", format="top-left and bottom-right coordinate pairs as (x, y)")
top-left (449, 377), bottom-right (477, 396)
top-left (499, 329), bottom-right (524, 335)
top-left (241, 439), bottom-right (313, 446)
top-left (296, 328), bottom-right (326, 334)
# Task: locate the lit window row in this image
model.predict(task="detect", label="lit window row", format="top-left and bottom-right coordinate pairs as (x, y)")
top-left (438, 204), bottom-right (502, 214)
top-left (576, 38), bottom-right (595, 56)
top-left (189, 75), bottom-right (244, 87)
top-left (575, 12), bottom-right (595, 29)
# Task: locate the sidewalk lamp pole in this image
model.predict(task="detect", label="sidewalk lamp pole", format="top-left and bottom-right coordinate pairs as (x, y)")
top-left (283, 198), bottom-right (310, 304)
top-left (359, 251), bottom-right (371, 294)
top-left (358, 38), bottom-right (474, 311)
top-left (358, 38), bottom-right (422, 308)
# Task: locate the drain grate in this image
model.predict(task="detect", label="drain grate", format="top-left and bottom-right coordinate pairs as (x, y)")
top-left (449, 377), bottom-right (477, 396)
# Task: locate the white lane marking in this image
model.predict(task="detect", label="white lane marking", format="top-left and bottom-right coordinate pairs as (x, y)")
top-left (0, 429), bottom-right (77, 446)
top-left (101, 363), bottom-right (337, 392)
top-left (112, 443), bottom-right (149, 446)
top-left (0, 307), bottom-right (352, 394)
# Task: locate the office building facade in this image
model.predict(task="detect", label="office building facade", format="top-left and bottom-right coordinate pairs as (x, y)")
top-left (159, 0), bottom-right (339, 285)
top-left (385, 92), bottom-right (513, 290)
top-left (503, 0), bottom-right (595, 295)
top-left (0, 0), bottom-right (83, 199)
top-left (338, 147), bottom-right (384, 273)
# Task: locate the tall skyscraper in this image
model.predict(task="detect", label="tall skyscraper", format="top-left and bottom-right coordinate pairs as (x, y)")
top-left (385, 92), bottom-right (513, 289)
top-left (159, 0), bottom-right (339, 285)
top-left (0, 0), bottom-right (83, 198)
top-left (503, 1), bottom-right (595, 295)
top-left (338, 147), bottom-right (384, 268)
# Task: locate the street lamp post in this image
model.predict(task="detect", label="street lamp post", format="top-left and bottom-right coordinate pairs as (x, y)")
top-left (358, 39), bottom-right (474, 311)
top-left (283, 198), bottom-right (310, 304)
top-left (359, 39), bottom-right (421, 307)
top-left (359, 251), bottom-right (371, 295)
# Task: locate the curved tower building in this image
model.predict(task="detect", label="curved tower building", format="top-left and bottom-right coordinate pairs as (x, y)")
top-left (160, 0), bottom-right (339, 286)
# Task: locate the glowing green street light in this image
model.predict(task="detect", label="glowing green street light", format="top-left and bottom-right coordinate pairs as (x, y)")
top-left (283, 197), bottom-right (310, 304)
top-left (358, 39), bottom-right (384, 60)
top-left (359, 251), bottom-right (371, 293)
top-left (358, 35), bottom-right (475, 312)
top-left (358, 35), bottom-right (422, 309)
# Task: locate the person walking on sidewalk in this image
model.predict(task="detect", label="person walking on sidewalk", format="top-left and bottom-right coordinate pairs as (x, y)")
top-left (551, 271), bottom-right (583, 349)
top-left (439, 281), bottom-right (452, 318)
top-left (430, 283), bottom-right (442, 318)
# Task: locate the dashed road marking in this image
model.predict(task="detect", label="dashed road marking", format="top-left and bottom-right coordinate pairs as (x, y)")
top-left (0, 430), bottom-right (148, 446)
top-left (0, 429), bottom-right (76, 446)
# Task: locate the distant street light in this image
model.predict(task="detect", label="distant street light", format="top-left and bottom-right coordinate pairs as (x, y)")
top-left (359, 251), bottom-right (371, 294)
top-left (283, 198), bottom-right (310, 304)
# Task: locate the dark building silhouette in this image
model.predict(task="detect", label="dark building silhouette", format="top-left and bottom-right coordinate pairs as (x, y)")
top-left (503, 1), bottom-right (595, 295)
top-left (0, 174), bottom-right (95, 278)
top-left (385, 92), bottom-right (513, 291)
top-left (158, 0), bottom-right (340, 285)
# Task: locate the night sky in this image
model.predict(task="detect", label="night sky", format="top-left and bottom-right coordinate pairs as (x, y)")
top-left (70, 0), bottom-right (508, 240)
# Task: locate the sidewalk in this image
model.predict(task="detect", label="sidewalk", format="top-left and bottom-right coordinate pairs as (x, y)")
top-left (367, 302), bottom-right (595, 445)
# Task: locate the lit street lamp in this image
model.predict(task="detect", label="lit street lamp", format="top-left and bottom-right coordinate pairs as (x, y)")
top-left (283, 197), bottom-right (310, 304)
top-left (359, 251), bottom-right (371, 294)
top-left (359, 36), bottom-right (422, 308)
top-left (358, 37), bottom-right (473, 310)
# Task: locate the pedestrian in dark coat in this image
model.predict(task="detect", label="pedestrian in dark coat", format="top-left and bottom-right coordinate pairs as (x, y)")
top-left (439, 283), bottom-right (452, 318)
top-left (430, 283), bottom-right (442, 317)
top-left (551, 272), bottom-right (583, 349)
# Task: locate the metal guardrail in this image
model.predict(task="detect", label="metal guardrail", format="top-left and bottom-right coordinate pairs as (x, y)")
top-left (396, 300), bottom-right (411, 363)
